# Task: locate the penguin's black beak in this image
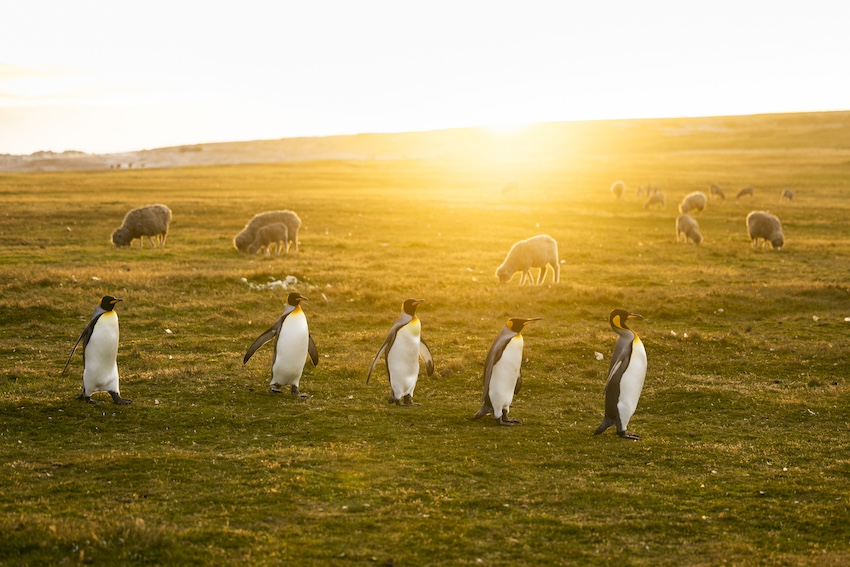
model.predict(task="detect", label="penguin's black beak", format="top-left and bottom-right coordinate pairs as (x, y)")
top-left (627, 314), bottom-right (644, 321)
top-left (522, 317), bottom-right (543, 327)
top-left (111, 298), bottom-right (123, 305)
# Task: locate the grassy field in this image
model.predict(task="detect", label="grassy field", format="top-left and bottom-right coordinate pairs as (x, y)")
top-left (2, 115), bottom-right (850, 565)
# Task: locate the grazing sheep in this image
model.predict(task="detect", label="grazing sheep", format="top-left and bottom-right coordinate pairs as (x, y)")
top-left (676, 214), bottom-right (703, 245)
top-left (234, 210), bottom-right (301, 254)
top-left (780, 189), bottom-right (794, 202)
top-left (746, 211), bottom-right (785, 250)
top-left (248, 223), bottom-right (289, 256)
top-left (111, 204), bottom-right (172, 248)
top-left (644, 192), bottom-right (666, 209)
top-left (736, 187), bottom-right (754, 199)
top-left (496, 235), bottom-right (560, 286)
top-left (610, 180), bottom-right (625, 200)
top-left (678, 191), bottom-right (708, 215)
top-left (710, 184), bottom-right (726, 200)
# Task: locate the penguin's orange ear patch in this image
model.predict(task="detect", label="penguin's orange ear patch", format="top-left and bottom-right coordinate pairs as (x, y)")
top-left (612, 315), bottom-right (621, 328)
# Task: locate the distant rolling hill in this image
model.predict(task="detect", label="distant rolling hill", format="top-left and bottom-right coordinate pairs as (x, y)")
top-left (2, 111), bottom-right (849, 172)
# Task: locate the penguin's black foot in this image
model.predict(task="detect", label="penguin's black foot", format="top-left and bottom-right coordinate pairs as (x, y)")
top-left (618, 430), bottom-right (641, 440)
top-left (270, 384), bottom-right (284, 394)
top-left (109, 391), bottom-right (133, 405)
top-left (77, 392), bottom-right (98, 404)
top-left (498, 414), bottom-right (522, 426)
top-left (389, 395), bottom-right (400, 405)
top-left (291, 386), bottom-right (311, 399)
top-left (402, 394), bottom-right (421, 407)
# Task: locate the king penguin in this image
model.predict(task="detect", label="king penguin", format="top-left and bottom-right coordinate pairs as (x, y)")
top-left (594, 309), bottom-right (648, 440)
top-left (243, 292), bottom-right (319, 398)
top-left (61, 295), bottom-right (132, 405)
top-left (367, 299), bottom-right (435, 406)
top-left (473, 317), bottom-right (541, 425)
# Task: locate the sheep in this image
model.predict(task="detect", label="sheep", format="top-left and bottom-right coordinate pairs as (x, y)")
top-left (247, 223), bottom-right (290, 256)
top-left (496, 235), bottom-right (560, 286)
top-left (644, 192), bottom-right (666, 209)
top-left (780, 189), bottom-right (794, 202)
top-left (736, 187), bottom-right (754, 199)
top-left (676, 214), bottom-right (703, 245)
top-left (233, 210), bottom-right (301, 254)
top-left (746, 211), bottom-right (785, 250)
top-left (610, 180), bottom-right (625, 200)
top-left (111, 204), bottom-right (172, 248)
top-left (710, 184), bottom-right (726, 200)
top-left (678, 191), bottom-right (708, 215)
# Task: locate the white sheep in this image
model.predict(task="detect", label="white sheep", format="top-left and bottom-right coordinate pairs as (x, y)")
top-left (644, 192), bottom-right (666, 209)
top-left (234, 210), bottom-right (301, 254)
top-left (710, 184), bottom-right (726, 200)
top-left (610, 180), bottom-right (625, 200)
top-left (780, 189), bottom-right (794, 202)
top-left (111, 204), bottom-right (172, 248)
top-left (248, 223), bottom-right (290, 256)
top-left (496, 235), bottom-right (560, 285)
top-left (676, 214), bottom-right (703, 245)
top-left (678, 191), bottom-right (708, 215)
top-left (746, 211), bottom-right (785, 250)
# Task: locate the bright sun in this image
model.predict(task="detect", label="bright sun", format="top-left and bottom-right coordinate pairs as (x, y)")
top-left (482, 121), bottom-right (535, 133)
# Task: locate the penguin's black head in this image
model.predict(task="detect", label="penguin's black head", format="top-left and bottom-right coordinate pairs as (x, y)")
top-left (286, 292), bottom-right (308, 306)
top-left (610, 309), bottom-right (643, 331)
top-left (402, 299), bottom-right (424, 316)
top-left (506, 317), bottom-right (542, 333)
top-left (100, 295), bottom-right (123, 311)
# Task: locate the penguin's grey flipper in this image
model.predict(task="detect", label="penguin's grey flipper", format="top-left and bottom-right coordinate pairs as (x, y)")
top-left (61, 313), bottom-right (103, 376)
top-left (109, 391), bottom-right (133, 405)
top-left (244, 325), bottom-right (278, 364)
top-left (618, 430), bottom-right (641, 440)
top-left (514, 373), bottom-right (522, 395)
top-left (419, 339), bottom-right (434, 377)
top-left (594, 417), bottom-right (615, 435)
top-left (307, 335), bottom-right (319, 366)
top-left (366, 343), bottom-right (388, 384)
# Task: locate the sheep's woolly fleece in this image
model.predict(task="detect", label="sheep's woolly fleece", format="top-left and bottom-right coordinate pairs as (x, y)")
top-left (241, 275), bottom-right (305, 291)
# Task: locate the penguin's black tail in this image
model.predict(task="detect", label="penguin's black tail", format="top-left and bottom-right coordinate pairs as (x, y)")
top-left (594, 417), bottom-right (614, 435)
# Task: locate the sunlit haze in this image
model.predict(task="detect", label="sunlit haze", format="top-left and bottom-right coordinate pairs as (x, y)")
top-left (1, 1), bottom-right (849, 155)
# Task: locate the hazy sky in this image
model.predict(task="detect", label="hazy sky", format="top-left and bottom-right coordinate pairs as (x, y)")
top-left (1, 1), bottom-right (848, 155)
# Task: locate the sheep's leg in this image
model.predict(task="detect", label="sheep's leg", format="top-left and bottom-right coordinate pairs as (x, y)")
top-left (554, 262), bottom-right (560, 284)
top-left (147, 235), bottom-right (156, 248)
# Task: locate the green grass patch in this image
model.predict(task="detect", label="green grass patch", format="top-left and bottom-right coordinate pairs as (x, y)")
top-left (2, 116), bottom-right (850, 565)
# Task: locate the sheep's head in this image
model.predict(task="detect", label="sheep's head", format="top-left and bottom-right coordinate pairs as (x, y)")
top-left (111, 228), bottom-right (132, 247)
top-left (693, 232), bottom-right (704, 245)
top-left (771, 234), bottom-right (784, 250)
top-left (496, 266), bottom-right (512, 284)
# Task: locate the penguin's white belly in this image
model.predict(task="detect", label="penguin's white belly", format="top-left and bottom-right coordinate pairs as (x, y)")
top-left (272, 313), bottom-right (309, 386)
top-left (489, 336), bottom-right (523, 418)
top-left (387, 321), bottom-right (421, 397)
top-left (617, 338), bottom-right (647, 429)
top-left (84, 313), bottom-right (120, 394)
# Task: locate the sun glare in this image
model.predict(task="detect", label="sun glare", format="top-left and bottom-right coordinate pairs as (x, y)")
top-left (482, 121), bottom-right (535, 134)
